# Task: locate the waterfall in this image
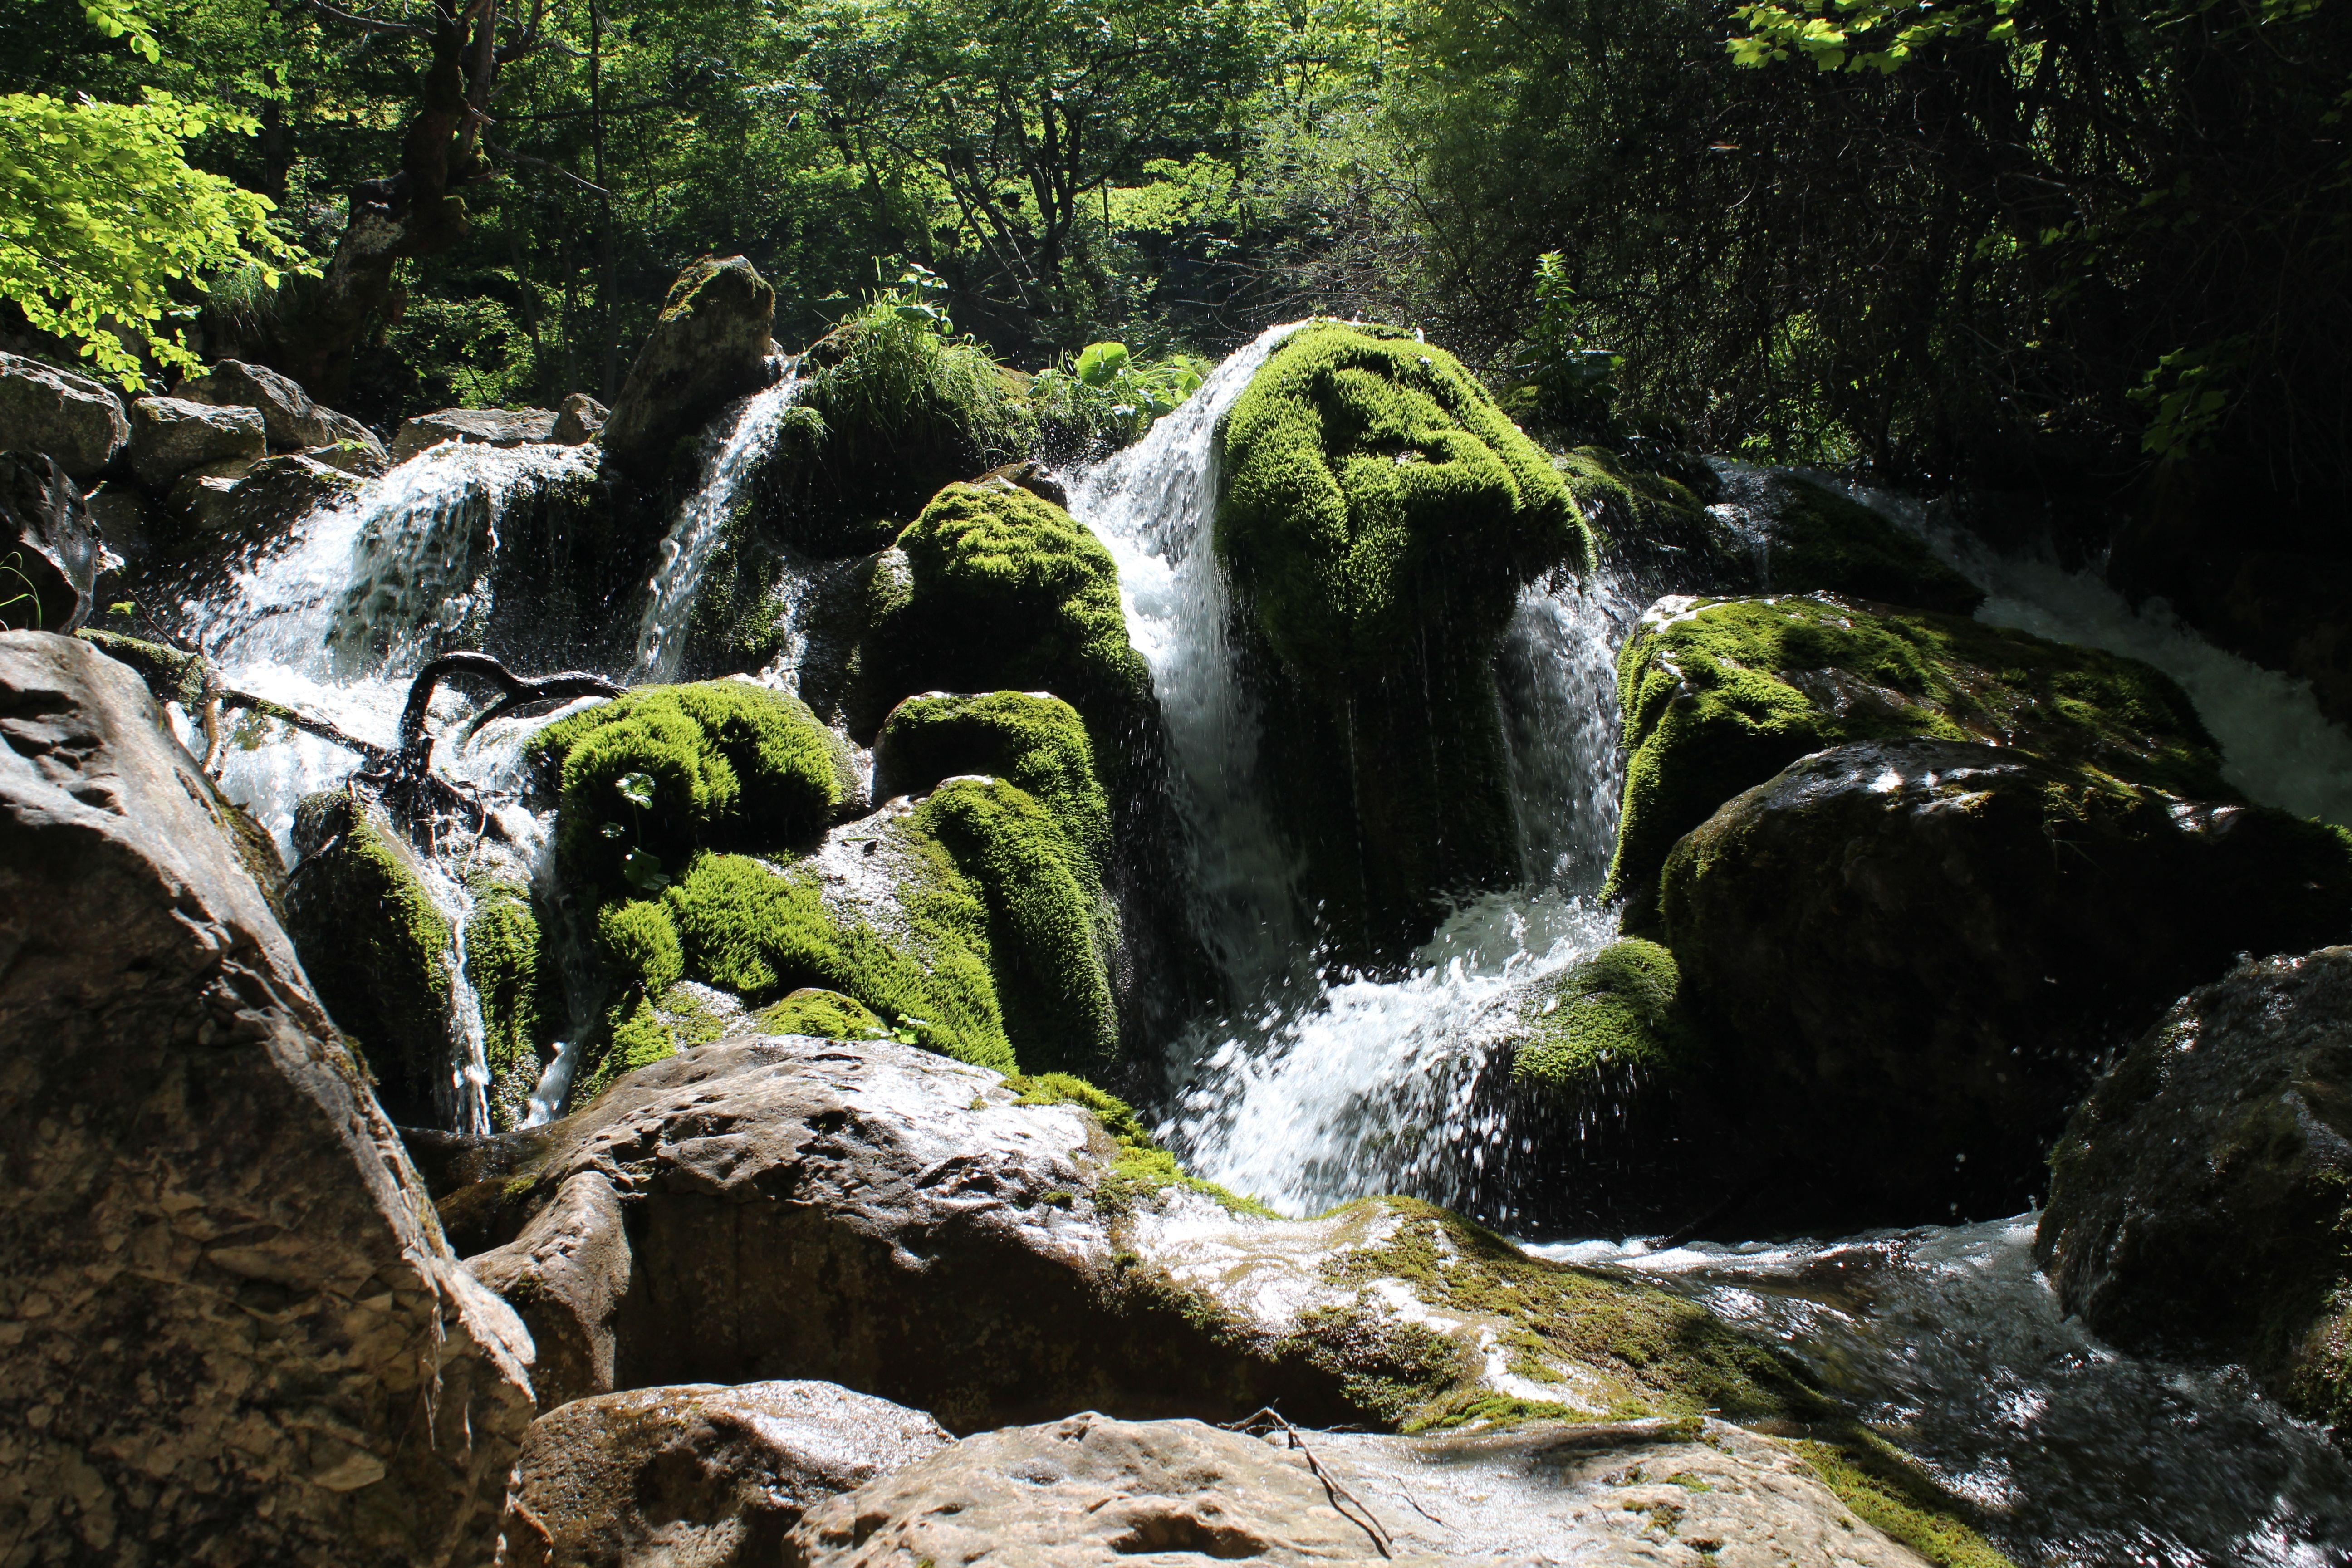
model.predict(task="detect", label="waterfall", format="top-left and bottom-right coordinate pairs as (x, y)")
top-left (1072, 328), bottom-right (1637, 1219)
top-left (633, 372), bottom-right (804, 682)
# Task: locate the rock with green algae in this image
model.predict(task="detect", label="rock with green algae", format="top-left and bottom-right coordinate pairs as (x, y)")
top-left (464, 878), bottom-right (556, 1132)
top-left (1213, 322), bottom-right (1594, 960)
top-left (445, 1034), bottom-right (2010, 1565)
top-left (2038, 946), bottom-right (2352, 1439)
top-left (758, 986), bottom-right (893, 1040)
top-left (1765, 477), bottom-right (1983, 614)
top-left (1607, 592), bottom-right (2229, 924)
top-left (1657, 738), bottom-right (2352, 1226)
top-left (1554, 444), bottom-right (1757, 592)
top-left (847, 480), bottom-right (1150, 759)
top-left (601, 254), bottom-right (778, 474)
top-left (527, 677), bottom-right (858, 905)
top-left (284, 786), bottom-right (462, 1127)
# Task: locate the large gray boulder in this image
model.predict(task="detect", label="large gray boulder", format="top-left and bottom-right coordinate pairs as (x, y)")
top-left (390, 406), bottom-right (559, 463)
top-left (601, 255), bottom-right (776, 473)
top-left (2038, 946), bottom-right (2352, 1435)
top-left (0, 350), bottom-right (128, 478)
top-left (786, 1412), bottom-right (1938, 1566)
top-left (499, 1381), bottom-right (949, 1568)
top-left (175, 358), bottom-right (338, 451)
top-left (127, 394), bottom-right (266, 490)
top-left (0, 631), bottom-right (537, 1566)
top-left (179, 452), bottom-right (360, 536)
top-left (0, 451), bottom-right (100, 632)
top-left (1656, 737), bottom-right (2352, 1225)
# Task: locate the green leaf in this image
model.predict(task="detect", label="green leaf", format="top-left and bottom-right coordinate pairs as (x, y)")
top-left (615, 770), bottom-right (657, 810)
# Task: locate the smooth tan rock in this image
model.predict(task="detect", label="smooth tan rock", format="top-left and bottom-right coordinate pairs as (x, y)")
top-left (553, 392), bottom-right (608, 446)
top-left (500, 1381), bottom-right (948, 1568)
top-left (0, 631), bottom-right (537, 1567)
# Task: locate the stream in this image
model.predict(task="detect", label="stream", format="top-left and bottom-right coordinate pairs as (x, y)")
top-left (160, 331), bottom-right (2352, 1564)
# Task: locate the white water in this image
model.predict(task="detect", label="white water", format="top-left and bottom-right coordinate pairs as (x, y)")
top-left (178, 437), bottom-right (601, 1134)
top-left (1543, 1218), bottom-right (2352, 1567)
top-left (1793, 469), bottom-right (2352, 829)
top-left (633, 371), bottom-right (803, 682)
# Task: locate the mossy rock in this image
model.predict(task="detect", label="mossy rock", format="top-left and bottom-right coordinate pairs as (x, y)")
top-left (758, 987), bottom-right (893, 1041)
top-left (872, 691), bottom-right (1109, 872)
top-left (464, 877), bottom-right (558, 1132)
top-left (602, 255), bottom-right (777, 474)
top-left (1767, 479), bottom-right (1983, 615)
top-left (1506, 939), bottom-right (1692, 1101)
top-left (1608, 593), bottom-right (2229, 925)
top-left (852, 481), bottom-right (1150, 761)
top-left (1555, 446), bottom-right (1755, 592)
top-left (529, 679), bottom-right (855, 905)
top-left (283, 787), bottom-right (457, 1126)
top-left (1213, 323), bottom-right (1595, 961)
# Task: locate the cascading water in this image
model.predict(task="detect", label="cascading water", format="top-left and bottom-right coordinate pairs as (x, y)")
top-left (175, 437), bottom-right (600, 1133)
top-left (633, 371), bottom-right (804, 682)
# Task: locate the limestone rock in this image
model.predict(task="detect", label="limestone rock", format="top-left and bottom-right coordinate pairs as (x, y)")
top-left (391, 405), bottom-right (560, 463)
top-left (212, 452), bottom-right (361, 535)
top-left (553, 392), bottom-right (609, 445)
top-left (787, 1412), bottom-right (1938, 1567)
top-left (2038, 947), bottom-right (2352, 1434)
top-left (165, 455), bottom-right (255, 529)
top-left (602, 255), bottom-right (776, 473)
top-left (500, 1381), bottom-right (949, 1568)
top-left (0, 451), bottom-right (100, 632)
top-left (0, 630), bottom-right (537, 1567)
top-left (0, 349), bottom-right (128, 478)
top-left (174, 358), bottom-right (339, 451)
top-left (127, 394), bottom-right (266, 490)
top-left (448, 1035), bottom-right (1819, 1436)
top-left (1657, 738), bottom-right (2352, 1224)
top-left (301, 431), bottom-right (393, 479)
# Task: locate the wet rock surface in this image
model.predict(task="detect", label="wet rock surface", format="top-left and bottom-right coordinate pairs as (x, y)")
top-left (553, 391), bottom-right (609, 445)
top-left (1658, 738), bottom-right (2352, 1224)
top-left (2038, 946), bottom-right (2352, 1433)
top-left (786, 1411), bottom-right (1936, 1567)
top-left (0, 349), bottom-right (128, 478)
top-left (0, 630), bottom-right (536, 1566)
top-left (500, 1380), bottom-right (948, 1568)
top-left (0, 451), bottom-right (100, 632)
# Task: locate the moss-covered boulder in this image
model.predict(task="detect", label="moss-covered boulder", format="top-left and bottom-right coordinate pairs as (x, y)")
top-left (602, 255), bottom-right (778, 474)
top-left (1556, 445), bottom-right (1756, 592)
top-left (1657, 738), bottom-right (2352, 1225)
top-left (850, 481), bottom-right (1150, 755)
top-left (1214, 323), bottom-right (1594, 958)
top-left (284, 787), bottom-right (461, 1127)
top-left (1609, 593), bottom-right (2228, 923)
top-left (872, 691), bottom-right (1109, 870)
top-left (1766, 479), bottom-right (1982, 614)
top-left (2038, 946), bottom-right (2352, 1438)
top-left (758, 986), bottom-right (893, 1040)
top-left (464, 877), bottom-right (557, 1132)
top-left (528, 679), bottom-right (857, 904)
top-left (1506, 938), bottom-right (1692, 1101)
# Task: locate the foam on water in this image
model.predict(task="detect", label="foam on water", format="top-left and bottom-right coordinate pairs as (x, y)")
top-left (1541, 1218), bottom-right (2352, 1567)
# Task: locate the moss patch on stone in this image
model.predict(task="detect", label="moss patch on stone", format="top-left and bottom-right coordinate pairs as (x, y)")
top-left (1508, 939), bottom-right (1692, 1099)
top-left (284, 788), bottom-right (456, 1124)
top-left (1793, 1434), bottom-right (2018, 1568)
top-left (530, 679), bottom-right (852, 902)
top-left (757, 986), bottom-right (894, 1040)
top-left (1608, 594), bottom-right (2228, 921)
top-left (1009, 1071), bottom-right (1277, 1219)
top-left (1768, 479), bottom-right (1983, 616)
top-left (874, 691), bottom-right (1110, 872)
top-left (1555, 447), bottom-right (1751, 587)
top-left (1216, 321), bottom-right (1589, 692)
top-left (464, 878), bottom-right (551, 1132)
top-left (857, 482), bottom-right (1150, 757)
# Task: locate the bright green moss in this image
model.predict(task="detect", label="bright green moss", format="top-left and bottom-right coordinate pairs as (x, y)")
top-left (1509, 939), bottom-right (1692, 1097)
top-left (463, 880), bottom-right (548, 1132)
top-left (283, 789), bottom-right (456, 1121)
top-left (757, 987), bottom-right (893, 1040)
top-left (587, 992), bottom-right (682, 1100)
top-left (596, 897), bottom-right (685, 996)
top-left (1215, 322), bottom-right (1591, 691)
top-left (1768, 479), bottom-right (1983, 615)
top-left (1607, 594), bottom-right (2229, 922)
top-left (916, 776), bottom-right (1116, 1078)
top-left (874, 691), bottom-right (1111, 872)
top-left (860, 482), bottom-right (1150, 754)
top-left (530, 680), bottom-right (851, 901)
top-left (1793, 1435), bottom-right (2019, 1568)
top-left (1007, 1071), bottom-right (1277, 1218)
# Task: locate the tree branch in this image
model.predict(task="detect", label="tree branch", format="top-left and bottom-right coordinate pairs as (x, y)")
top-left (302, 0), bottom-right (433, 41)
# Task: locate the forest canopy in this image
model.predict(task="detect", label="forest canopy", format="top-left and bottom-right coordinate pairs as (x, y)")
top-left (0, 0), bottom-right (2343, 522)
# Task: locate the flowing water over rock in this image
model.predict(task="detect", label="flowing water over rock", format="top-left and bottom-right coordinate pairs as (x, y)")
top-left (1542, 1220), bottom-right (2352, 1568)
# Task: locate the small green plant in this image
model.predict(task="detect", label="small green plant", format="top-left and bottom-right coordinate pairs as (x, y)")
top-left (605, 769), bottom-right (670, 893)
top-left (1511, 252), bottom-right (1623, 433)
top-left (1034, 340), bottom-right (1209, 445)
top-left (0, 551), bottom-right (42, 630)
